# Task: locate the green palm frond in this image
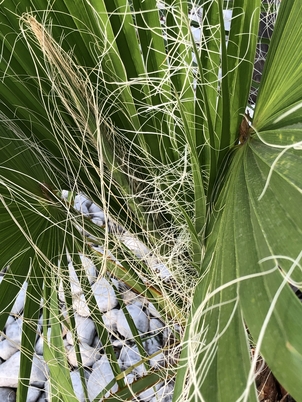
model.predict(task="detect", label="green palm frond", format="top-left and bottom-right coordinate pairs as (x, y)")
top-left (1, 1), bottom-right (302, 401)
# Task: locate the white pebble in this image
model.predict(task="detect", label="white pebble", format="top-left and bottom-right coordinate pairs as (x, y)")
top-left (144, 338), bottom-right (165, 368)
top-left (0, 340), bottom-right (18, 360)
top-left (66, 314), bottom-right (95, 346)
top-left (149, 381), bottom-right (174, 402)
top-left (72, 294), bottom-right (90, 317)
top-left (119, 233), bottom-right (150, 258)
top-left (139, 384), bottom-right (162, 402)
top-left (0, 351), bottom-right (47, 388)
top-left (5, 316), bottom-right (15, 329)
top-left (121, 289), bottom-right (144, 307)
top-left (119, 345), bottom-right (147, 378)
top-left (74, 194), bottom-right (91, 216)
top-left (27, 386), bottom-right (41, 402)
top-left (0, 387), bottom-right (16, 401)
top-left (36, 392), bottom-right (47, 402)
top-left (151, 262), bottom-right (172, 280)
top-left (66, 343), bottom-right (101, 367)
top-left (6, 318), bottom-right (23, 348)
top-left (88, 355), bottom-right (118, 400)
top-left (149, 318), bottom-right (164, 333)
top-left (91, 217), bottom-right (104, 226)
top-left (148, 303), bottom-right (162, 319)
top-left (35, 336), bottom-right (43, 356)
top-left (70, 371), bottom-right (86, 402)
top-left (11, 282), bottom-right (27, 315)
top-left (117, 304), bottom-right (148, 339)
top-left (91, 335), bottom-right (102, 349)
top-left (79, 255), bottom-right (97, 284)
top-left (92, 278), bottom-right (118, 313)
top-left (88, 203), bottom-right (104, 215)
top-left (68, 261), bottom-right (85, 296)
top-left (102, 309), bottom-right (119, 333)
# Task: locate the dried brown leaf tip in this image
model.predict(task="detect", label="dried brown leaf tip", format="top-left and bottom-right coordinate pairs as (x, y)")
top-left (239, 112), bottom-right (251, 145)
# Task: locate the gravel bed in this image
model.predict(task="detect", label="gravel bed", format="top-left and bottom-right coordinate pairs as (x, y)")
top-left (0, 195), bottom-right (176, 402)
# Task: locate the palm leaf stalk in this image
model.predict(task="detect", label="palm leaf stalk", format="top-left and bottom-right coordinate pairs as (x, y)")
top-left (1, 1), bottom-right (302, 401)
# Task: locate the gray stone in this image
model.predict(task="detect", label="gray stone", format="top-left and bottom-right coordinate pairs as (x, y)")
top-left (102, 309), bottom-right (119, 333)
top-left (6, 318), bottom-right (23, 348)
top-left (5, 316), bottom-right (14, 329)
top-left (92, 278), bottom-right (118, 313)
top-left (118, 345), bottom-right (147, 378)
top-left (11, 282), bottom-right (27, 315)
top-left (72, 294), bottom-right (90, 317)
top-left (27, 386), bottom-right (41, 402)
top-left (70, 371), bottom-right (86, 402)
top-left (119, 233), bottom-right (150, 258)
top-left (87, 356), bottom-right (118, 400)
top-left (149, 381), bottom-right (174, 402)
top-left (91, 335), bottom-right (102, 350)
top-left (59, 256), bottom-right (96, 304)
top-left (144, 338), bottom-right (164, 368)
top-left (117, 304), bottom-right (148, 339)
top-left (148, 303), bottom-right (162, 319)
top-left (35, 336), bottom-right (43, 356)
top-left (88, 203), bottom-right (104, 217)
top-left (138, 384), bottom-right (159, 402)
top-left (0, 352), bottom-right (47, 388)
top-left (149, 318), bottom-right (164, 332)
top-left (0, 387), bottom-right (16, 401)
top-left (79, 255), bottom-right (97, 284)
top-left (66, 314), bottom-right (95, 346)
top-left (66, 343), bottom-right (101, 367)
top-left (36, 392), bottom-right (46, 402)
top-left (74, 194), bottom-right (91, 216)
top-left (0, 340), bottom-right (18, 360)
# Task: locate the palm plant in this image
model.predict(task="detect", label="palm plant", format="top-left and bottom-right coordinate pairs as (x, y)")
top-left (1, 0), bottom-right (302, 401)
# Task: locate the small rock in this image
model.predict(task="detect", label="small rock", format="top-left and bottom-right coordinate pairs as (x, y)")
top-left (35, 336), bottom-right (43, 356)
top-left (117, 304), bottom-right (148, 339)
top-left (119, 345), bottom-right (147, 378)
top-left (0, 351), bottom-right (47, 388)
top-left (0, 340), bottom-right (18, 360)
top-left (72, 294), bottom-right (90, 317)
top-left (11, 282), bottom-right (27, 315)
top-left (60, 256), bottom-right (97, 303)
top-left (144, 338), bottom-right (164, 368)
top-left (5, 316), bottom-right (15, 329)
top-left (66, 343), bottom-right (101, 367)
top-left (36, 392), bottom-right (47, 402)
top-left (35, 328), bottom-right (51, 356)
top-left (148, 303), bottom-right (162, 319)
top-left (92, 278), bottom-right (118, 313)
top-left (68, 262), bottom-right (85, 296)
top-left (150, 381), bottom-right (174, 402)
top-left (87, 355), bottom-right (118, 400)
top-left (151, 262), bottom-right (171, 280)
top-left (121, 289), bottom-right (145, 307)
top-left (6, 318), bottom-right (23, 348)
top-left (70, 371), bottom-right (86, 402)
top-left (79, 255), bottom-right (97, 284)
top-left (119, 233), bottom-right (150, 258)
top-left (0, 387), bottom-right (16, 401)
top-left (102, 309), bottom-right (119, 333)
top-left (91, 335), bottom-right (102, 350)
top-left (138, 384), bottom-right (160, 402)
top-left (66, 314), bottom-right (95, 346)
top-left (88, 203), bottom-right (104, 217)
top-left (91, 217), bottom-right (104, 226)
top-left (27, 386), bottom-right (41, 402)
top-left (74, 194), bottom-right (91, 215)
top-left (149, 318), bottom-right (164, 333)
